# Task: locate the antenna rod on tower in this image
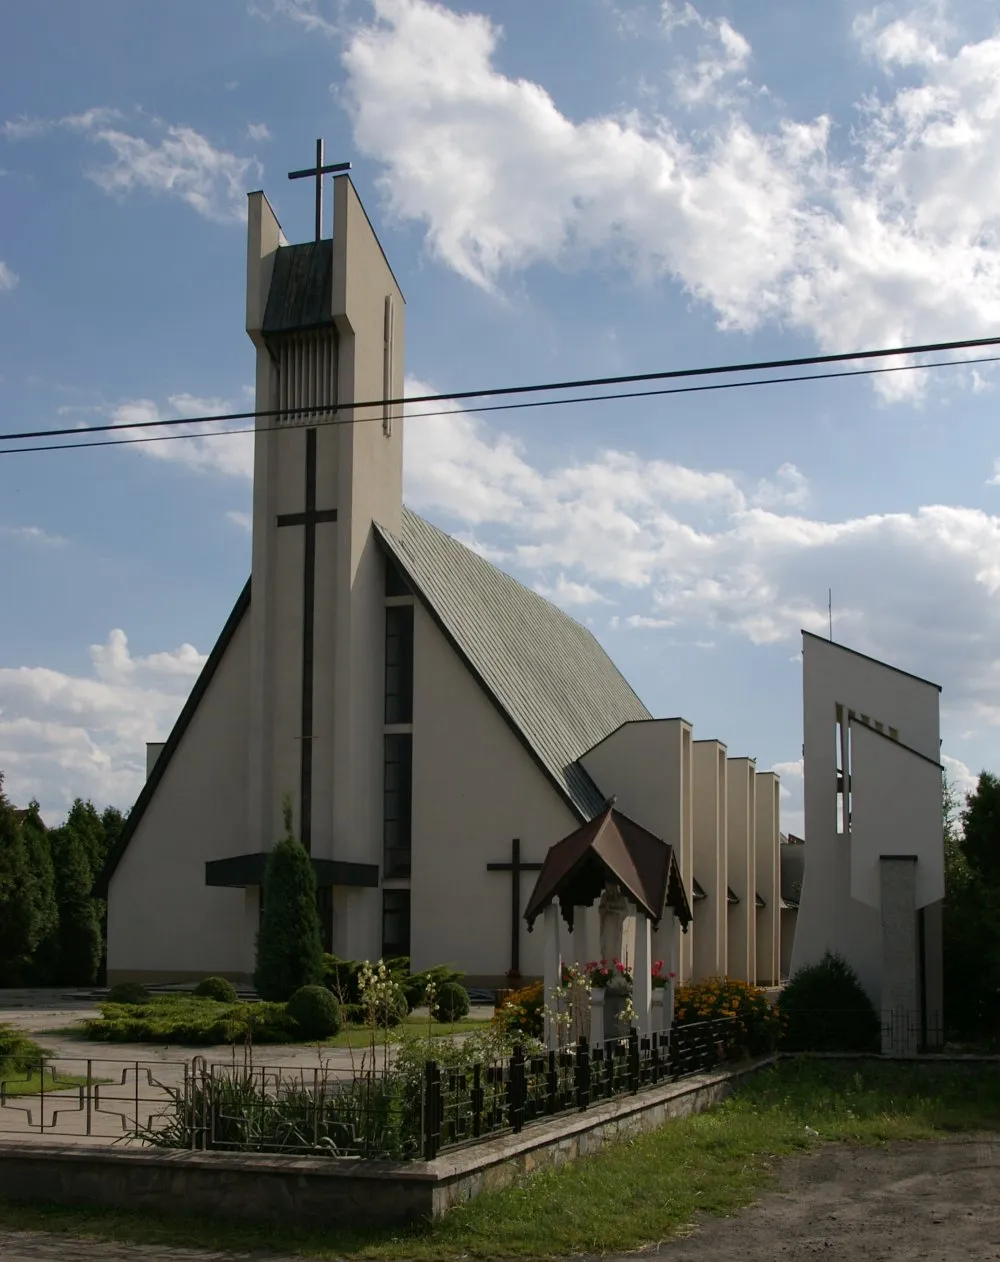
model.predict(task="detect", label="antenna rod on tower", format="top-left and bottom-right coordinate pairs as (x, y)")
top-left (828, 588), bottom-right (833, 641)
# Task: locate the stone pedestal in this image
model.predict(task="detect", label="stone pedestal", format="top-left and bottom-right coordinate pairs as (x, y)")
top-left (604, 982), bottom-right (630, 1039)
top-left (590, 987), bottom-right (605, 1047)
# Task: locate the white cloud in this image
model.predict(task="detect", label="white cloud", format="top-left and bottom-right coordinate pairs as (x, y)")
top-left (227, 510), bottom-right (252, 531)
top-left (341, 0), bottom-right (1000, 396)
top-left (111, 396), bottom-right (254, 481)
top-left (3, 108), bottom-right (259, 224)
top-left (771, 757), bottom-right (804, 838)
top-left (0, 524), bottom-right (66, 546)
top-left (753, 462), bottom-right (809, 510)
top-left (247, 122), bottom-right (271, 141)
top-left (942, 752), bottom-right (977, 803)
top-left (664, 6), bottom-right (752, 106)
top-left (625, 613), bottom-right (676, 629)
top-left (250, 0), bottom-right (343, 36)
top-left (0, 630), bottom-right (205, 822)
top-left (534, 575), bottom-right (611, 607)
top-left (403, 393), bottom-right (1000, 739)
top-left (0, 261), bottom-right (17, 291)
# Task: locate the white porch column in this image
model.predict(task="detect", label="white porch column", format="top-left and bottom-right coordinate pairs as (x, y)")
top-left (655, 910), bottom-right (678, 1033)
top-left (634, 913), bottom-right (652, 1038)
top-left (543, 903), bottom-right (562, 1051)
top-left (570, 907), bottom-right (592, 973)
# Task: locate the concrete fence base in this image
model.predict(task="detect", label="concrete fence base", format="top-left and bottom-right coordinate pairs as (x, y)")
top-left (0, 1056), bottom-right (775, 1227)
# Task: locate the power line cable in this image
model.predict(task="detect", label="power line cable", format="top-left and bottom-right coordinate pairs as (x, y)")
top-left (1, 333), bottom-right (999, 447)
top-left (3, 352), bottom-right (997, 458)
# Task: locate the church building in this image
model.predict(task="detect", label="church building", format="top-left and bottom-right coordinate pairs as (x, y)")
top-left (98, 160), bottom-right (782, 990)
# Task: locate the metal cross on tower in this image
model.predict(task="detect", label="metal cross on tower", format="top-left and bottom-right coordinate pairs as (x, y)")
top-left (287, 139), bottom-right (351, 242)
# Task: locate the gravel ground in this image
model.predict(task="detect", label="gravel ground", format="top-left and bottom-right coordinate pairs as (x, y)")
top-left (1, 1138), bottom-right (999, 1261)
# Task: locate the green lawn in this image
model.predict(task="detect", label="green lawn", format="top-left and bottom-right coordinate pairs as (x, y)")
top-left (1, 1058), bottom-right (998, 1258)
top-left (39, 1013), bottom-right (485, 1047)
top-left (321, 1016), bottom-right (484, 1047)
top-left (0, 1069), bottom-right (91, 1098)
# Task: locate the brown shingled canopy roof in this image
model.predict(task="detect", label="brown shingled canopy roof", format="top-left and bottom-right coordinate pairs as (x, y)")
top-left (523, 802), bottom-right (692, 933)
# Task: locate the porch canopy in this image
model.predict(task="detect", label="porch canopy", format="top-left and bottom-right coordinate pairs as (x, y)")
top-left (523, 801), bottom-right (692, 933)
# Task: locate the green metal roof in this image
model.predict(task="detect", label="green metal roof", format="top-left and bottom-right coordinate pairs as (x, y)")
top-left (376, 509), bottom-right (652, 819)
top-left (262, 239), bottom-right (334, 335)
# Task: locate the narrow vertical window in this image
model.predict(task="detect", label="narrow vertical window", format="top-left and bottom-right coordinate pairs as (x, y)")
top-left (384, 604), bottom-right (414, 724)
top-left (383, 733), bottom-right (412, 877)
top-left (383, 294), bottom-right (395, 437)
top-left (382, 889), bottom-right (411, 959)
top-left (835, 705), bottom-right (852, 835)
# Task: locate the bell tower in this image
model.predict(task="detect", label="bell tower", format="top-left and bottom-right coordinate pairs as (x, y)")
top-left (243, 147), bottom-right (405, 957)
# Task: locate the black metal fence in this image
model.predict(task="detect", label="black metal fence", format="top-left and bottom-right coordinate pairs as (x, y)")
top-left (422, 1018), bottom-right (739, 1159)
top-left (0, 1055), bottom-right (190, 1141)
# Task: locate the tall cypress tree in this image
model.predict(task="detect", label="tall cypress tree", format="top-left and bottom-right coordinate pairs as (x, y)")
top-left (20, 801), bottom-right (59, 984)
top-left (253, 797), bottom-right (324, 1001)
top-left (0, 774), bottom-right (41, 985)
top-left (62, 799), bottom-right (106, 884)
top-left (50, 824), bottom-right (101, 986)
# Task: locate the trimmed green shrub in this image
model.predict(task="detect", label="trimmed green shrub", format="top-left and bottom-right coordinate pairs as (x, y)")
top-left (779, 950), bottom-right (880, 1052)
top-left (254, 828), bottom-right (324, 1002)
top-left (195, 976), bottom-right (238, 1003)
top-left (0, 1023), bottom-right (48, 1074)
top-left (404, 964), bottom-right (465, 1011)
top-left (84, 998), bottom-right (296, 1045)
top-left (323, 954), bottom-right (363, 1004)
top-left (287, 985), bottom-right (342, 1040)
top-left (433, 981), bottom-right (471, 1023)
top-left (371, 990), bottom-right (408, 1027)
top-left (106, 981), bottom-right (149, 1005)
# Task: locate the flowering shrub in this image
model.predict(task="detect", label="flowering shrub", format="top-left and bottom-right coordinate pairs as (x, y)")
top-left (565, 960), bottom-right (676, 990)
top-left (651, 960), bottom-right (677, 990)
top-left (673, 977), bottom-right (779, 1055)
top-left (494, 982), bottom-right (544, 1039)
top-left (580, 959), bottom-right (632, 988)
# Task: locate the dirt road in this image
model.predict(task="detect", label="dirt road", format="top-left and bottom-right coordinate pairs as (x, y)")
top-left (1, 1138), bottom-right (999, 1260)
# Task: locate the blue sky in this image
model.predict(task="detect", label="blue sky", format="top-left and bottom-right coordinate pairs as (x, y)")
top-left (2, 0), bottom-right (1000, 829)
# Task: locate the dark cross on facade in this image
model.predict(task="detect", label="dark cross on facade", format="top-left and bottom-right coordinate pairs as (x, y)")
top-left (288, 139), bottom-right (351, 241)
top-left (277, 427), bottom-right (337, 851)
top-left (487, 838), bottom-right (543, 980)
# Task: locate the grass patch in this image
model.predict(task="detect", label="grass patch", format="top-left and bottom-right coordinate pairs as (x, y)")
top-left (0, 1058), bottom-right (998, 1258)
top-left (78, 995), bottom-right (485, 1048)
top-left (0, 1069), bottom-right (93, 1097)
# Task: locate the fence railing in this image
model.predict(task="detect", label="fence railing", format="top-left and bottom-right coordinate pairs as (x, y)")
top-left (0, 1056), bottom-right (191, 1142)
top-left (423, 1018), bottom-right (739, 1159)
top-left (0, 1019), bottom-right (739, 1157)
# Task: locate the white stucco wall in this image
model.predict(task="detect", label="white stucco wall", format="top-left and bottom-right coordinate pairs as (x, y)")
top-left (754, 771), bottom-right (781, 985)
top-left (793, 633), bottom-right (942, 1004)
top-left (726, 758), bottom-right (756, 983)
top-left (107, 610), bottom-right (254, 982)
top-left (409, 602), bottom-right (579, 984)
top-left (579, 719), bottom-right (694, 982)
top-left (692, 740), bottom-right (727, 980)
top-left (850, 723), bottom-right (944, 910)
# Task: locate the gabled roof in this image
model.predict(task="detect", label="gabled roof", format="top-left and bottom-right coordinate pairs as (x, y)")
top-left (97, 509), bottom-right (651, 893)
top-left (375, 510), bottom-right (651, 819)
top-left (94, 579), bottom-right (251, 897)
top-left (522, 802), bottom-right (692, 932)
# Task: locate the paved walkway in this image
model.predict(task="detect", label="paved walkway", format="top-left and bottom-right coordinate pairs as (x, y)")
top-left (0, 989), bottom-right (489, 1146)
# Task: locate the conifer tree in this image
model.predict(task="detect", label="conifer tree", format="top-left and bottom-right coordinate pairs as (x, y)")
top-left (50, 824), bottom-right (101, 986)
top-left (253, 795), bottom-right (324, 1001)
top-left (0, 774), bottom-right (42, 985)
top-left (20, 801), bottom-right (59, 984)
